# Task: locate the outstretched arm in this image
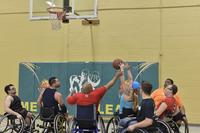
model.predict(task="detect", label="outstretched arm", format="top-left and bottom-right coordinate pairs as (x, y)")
top-left (120, 63), bottom-right (125, 83)
top-left (104, 71), bottom-right (122, 90)
top-left (125, 63), bottom-right (133, 81)
top-left (120, 72), bottom-right (125, 84)
top-left (119, 64), bottom-right (125, 94)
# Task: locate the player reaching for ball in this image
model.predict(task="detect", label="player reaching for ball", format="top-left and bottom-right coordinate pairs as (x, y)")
top-left (118, 62), bottom-right (140, 119)
top-left (66, 69), bottom-right (123, 112)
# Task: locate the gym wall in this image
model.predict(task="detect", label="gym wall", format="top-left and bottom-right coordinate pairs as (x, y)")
top-left (0, 0), bottom-right (200, 124)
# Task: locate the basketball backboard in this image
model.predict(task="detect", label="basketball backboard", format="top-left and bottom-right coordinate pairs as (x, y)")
top-left (29, 0), bottom-right (98, 20)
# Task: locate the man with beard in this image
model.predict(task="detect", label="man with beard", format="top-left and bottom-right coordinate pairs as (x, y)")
top-left (4, 84), bottom-right (33, 128)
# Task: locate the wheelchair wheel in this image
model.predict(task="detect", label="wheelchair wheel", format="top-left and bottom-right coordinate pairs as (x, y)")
top-left (69, 120), bottom-right (78, 133)
top-left (178, 119), bottom-right (189, 133)
top-left (167, 120), bottom-right (180, 133)
top-left (54, 114), bottom-right (68, 133)
top-left (155, 120), bottom-right (172, 133)
top-left (43, 122), bottom-right (53, 133)
top-left (98, 115), bottom-right (106, 133)
top-left (31, 114), bottom-right (54, 133)
top-left (30, 114), bottom-right (40, 133)
top-left (0, 114), bottom-right (25, 133)
top-left (0, 114), bottom-right (9, 132)
top-left (106, 116), bottom-right (120, 133)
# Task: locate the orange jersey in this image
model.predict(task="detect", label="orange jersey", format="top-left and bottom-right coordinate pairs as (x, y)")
top-left (151, 88), bottom-right (183, 108)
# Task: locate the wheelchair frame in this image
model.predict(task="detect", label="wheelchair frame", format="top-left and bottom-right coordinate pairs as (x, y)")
top-left (70, 104), bottom-right (105, 133)
top-left (30, 107), bottom-right (68, 133)
top-left (0, 113), bottom-right (25, 133)
top-left (106, 113), bottom-right (172, 133)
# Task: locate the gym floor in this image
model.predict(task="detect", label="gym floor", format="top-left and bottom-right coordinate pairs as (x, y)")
top-left (189, 126), bottom-right (200, 133)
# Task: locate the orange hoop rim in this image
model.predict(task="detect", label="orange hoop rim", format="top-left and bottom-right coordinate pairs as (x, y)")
top-left (47, 7), bottom-right (68, 20)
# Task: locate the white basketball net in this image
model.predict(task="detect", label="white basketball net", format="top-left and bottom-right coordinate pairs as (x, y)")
top-left (47, 6), bottom-right (66, 30)
top-left (49, 12), bottom-right (62, 30)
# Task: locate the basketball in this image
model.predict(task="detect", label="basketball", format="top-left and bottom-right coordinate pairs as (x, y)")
top-left (112, 58), bottom-right (123, 70)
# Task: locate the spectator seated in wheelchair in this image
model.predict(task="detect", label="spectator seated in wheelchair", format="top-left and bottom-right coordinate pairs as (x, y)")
top-left (3, 84), bottom-right (33, 131)
top-left (118, 82), bottom-right (155, 133)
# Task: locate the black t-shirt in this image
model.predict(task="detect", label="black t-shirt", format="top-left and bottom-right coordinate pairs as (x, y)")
top-left (136, 98), bottom-right (155, 122)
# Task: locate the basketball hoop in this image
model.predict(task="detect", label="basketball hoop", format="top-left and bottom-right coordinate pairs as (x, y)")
top-left (47, 7), bottom-right (66, 30)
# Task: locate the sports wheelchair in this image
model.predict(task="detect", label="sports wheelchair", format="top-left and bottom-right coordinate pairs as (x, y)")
top-left (0, 113), bottom-right (34, 133)
top-left (163, 114), bottom-right (189, 133)
top-left (177, 118), bottom-right (189, 133)
top-left (106, 112), bottom-right (172, 133)
top-left (130, 115), bottom-right (189, 133)
top-left (30, 107), bottom-right (69, 133)
top-left (106, 109), bottom-right (138, 133)
top-left (70, 104), bottom-right (105, 133)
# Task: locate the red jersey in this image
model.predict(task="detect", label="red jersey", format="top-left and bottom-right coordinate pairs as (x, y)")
top-left (158, 97), bottom-right (177, 118)
top-left (151, 88), bottom-right (183, 108)
top-left (67, 86), bottom-right (107, 110)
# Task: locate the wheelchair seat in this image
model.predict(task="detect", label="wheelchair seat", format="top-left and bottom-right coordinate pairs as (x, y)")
top-left (76, 119), bottom-right (97, 129)
top-left (71, 104), bottom-right (106, 133)
top-left (39, 107), bottom-right (57, 122)
top-left (76, 104), bottom-right (97, 129)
